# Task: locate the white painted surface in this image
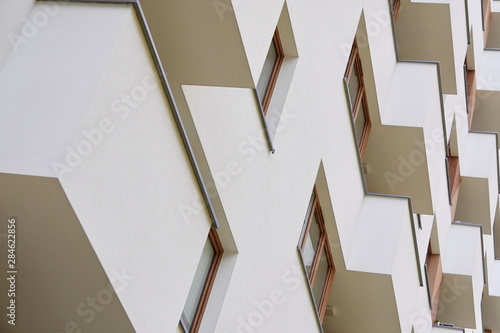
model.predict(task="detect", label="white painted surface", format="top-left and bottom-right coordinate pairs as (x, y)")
top-left (0, 2), bottom-right (129, 177)
top-left (0, 0), bottom-right (35, 72)
top-left (0, 0), bottom-right (499, 332)
top-left (53, 6), bottom-right (213, 333)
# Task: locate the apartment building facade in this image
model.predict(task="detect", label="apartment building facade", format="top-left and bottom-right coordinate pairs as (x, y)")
top-left (0, 0), bottom-right (500, 332)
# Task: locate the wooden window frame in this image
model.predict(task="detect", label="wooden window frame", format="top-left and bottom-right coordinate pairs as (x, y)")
top-left (181, 229), bottom-right (223, 333)
top-left (392, 0), bottom-right (401, 22)
top-left (345, 40), bottom-right (372, 157)
top-left (299, 188), bottom-right (335, 322)
top-left (464, 59), bottom-right (476, 129)
top-left (483, 0), bottom-right (492, 46)
top-left (261, 29), bottom-right (284, 114)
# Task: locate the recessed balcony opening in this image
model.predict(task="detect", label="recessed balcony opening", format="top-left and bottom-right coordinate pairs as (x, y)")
top-left (485, 11), bottom-right (500, 49)
top-left (425, 242), bottom-right (443, 323)
top-left (483, 0), bottom-right (492, 46)
top-left (446, 142), bottom-right (461, 221)
top-left (390, 0), bottom-right (401, 22)
top-left (494, 210), bottom-right (500, 259)
top-left (464, 57), bottom-right (476, 130)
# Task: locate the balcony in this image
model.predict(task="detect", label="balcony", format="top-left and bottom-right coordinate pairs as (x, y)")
top-left (482, 259), bottom-right (500, 331)
top-left (394, 0), bottom-right (468, 94)
top-left (470, 50), bottom-right (500, 139)
top-left (439, 223), bottom-right (485, 329)
top-left (486, 2), bottom-right (500, 48)
top-left (363, 62), bottom-right (444, 215)
top-left (324, 195), bottom-right (421, 332)
top-left (454, 133), bottom-right (498, 235)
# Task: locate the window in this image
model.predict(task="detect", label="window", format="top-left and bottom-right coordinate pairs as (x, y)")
top-left (299, 188), bottom-right (335, 321)
top-left (257, 29), bottom-right (284, 114)
top-left (345, 39), bottom-right (371, 157)
top-left (180, 229), bottom-right (223, 333)
top-left (390, 0), bottom-right (401, 21)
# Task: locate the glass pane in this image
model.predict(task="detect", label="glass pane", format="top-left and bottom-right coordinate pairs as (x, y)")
top-left (302, 192), bottom-right (315, 233)
top-left (347, 64), bottom-right (360, 110)
top-left (257, 39), bottom-right (278, 100)
top-left (181, 237), bottom-right (214, 331)
top-left (303, 212), bottom-right (321, 276)
top-left (312, 247), bottom-right (330, 310)
top-left (299, 192), bottom-right (315, 254)
top-left (354, 101), bottom-right (366, 146)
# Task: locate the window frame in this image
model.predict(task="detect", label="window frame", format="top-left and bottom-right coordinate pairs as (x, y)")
top-left (180, 229), bottom-right (223, 333)
top-left (391, 0), bottom-right (401, 22)
top-left (299, 188), bottom-right (335, 321)
top-left (259, 29), bottom-right (284, 114)
top-left (344, 39), bottom-right (372, 157)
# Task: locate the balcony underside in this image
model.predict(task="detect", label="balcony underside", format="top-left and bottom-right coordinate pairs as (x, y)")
top-left (395, 1), bottom-right (457, 94)
top-left (325, 271), bottom-right (401, 333)
top-left (486, 8), bottom-right (500, 48)
top-left (455, 133), bottom-right (498, 235)
top-left (471, 90), bottom-right (500, 145)
top-left (0, 173), bottom-right (134, 332)
top-left (140, 0), bottom-right (254, 89)
top-left (326, 196), bottom-right (420, 332)
top-left (364, 125), bottom-right (434, 214)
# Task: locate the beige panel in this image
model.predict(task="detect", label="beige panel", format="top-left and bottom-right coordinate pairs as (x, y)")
top-left (0, 173), bottom-right (134, 333)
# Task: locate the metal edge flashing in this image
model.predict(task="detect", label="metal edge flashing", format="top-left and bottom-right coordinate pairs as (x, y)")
top-left (431, 326), bottom-right (465, 332)
top-left (36, 0), bottom-right (220, 229)
top-left (465, 0), bottom-right (471, 45)
top-left (253, 90), bottom-right (276, 153)
top-left (482, 0), bottom-right (486, 31)
top-left (133, 3), bottom-right (220, 229)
